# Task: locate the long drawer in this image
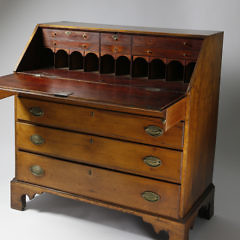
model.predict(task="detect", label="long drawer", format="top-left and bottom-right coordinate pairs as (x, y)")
top-left (16, 151), bottom-right (180, 218)
top-left (16, 122), bottom-right (182, 183)
top-left (16, 97), bottom-right (184, 149)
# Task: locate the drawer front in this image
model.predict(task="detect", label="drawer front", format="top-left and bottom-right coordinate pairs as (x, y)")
top-left (42, 28), bottom-right (99, 42)
top-left (44, 39), bottom-right (99, 52)
top-left (133, 35), bottom-right (202, 51)
top-left (133, 46), bottom-right (199, 59)
top-left (16, 122), bottom-right (182, 183)
top-left (16, 151), bottom-right (180, 218)
top-left (101, 44), bottom-right (131, 56)
top-left (16, 97), bottom-right (184, 149)
top-left (101, 33), bottom-right (131, 45)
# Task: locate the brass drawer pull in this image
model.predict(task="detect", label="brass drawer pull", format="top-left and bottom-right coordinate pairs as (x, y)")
top-left (82, 33), bottom-right (87, 39)
top-left (65, 31), bottom-right (72, 36)
top-left (82, 44), bottom-right (87, 49)
top-left (30, 134), bottom-right (45, 145)
top-left (143, 156), bottom-right (162, 167)
top-left (30, 165), bottom-right (45, 177)
top-left (142, 191), bottom-right (160, 202)
top-left (145, 125), bottom-right (163, 137)
top-left (29, 107), bottom-right (44, 117)
top-left (112, 34), bottom-right (118, 41)
top-left (146, 49), bottom-right (152, 54)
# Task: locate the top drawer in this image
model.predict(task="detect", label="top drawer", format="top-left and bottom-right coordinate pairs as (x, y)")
top-left (133, 35), bottom-right (202, 51)
top-left (16, 97), bottom-right (184, 150)
top-left (42, 28), bottom-right (99, 43)
top-left (101, 33), bottom-right (131, 45)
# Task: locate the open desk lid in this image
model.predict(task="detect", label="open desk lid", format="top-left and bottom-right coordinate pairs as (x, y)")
top-left (0, 72), bottom-right (186, 111)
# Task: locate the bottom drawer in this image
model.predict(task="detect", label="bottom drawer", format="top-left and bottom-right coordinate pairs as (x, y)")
top-left (16, 151), bottom-right (180, 218)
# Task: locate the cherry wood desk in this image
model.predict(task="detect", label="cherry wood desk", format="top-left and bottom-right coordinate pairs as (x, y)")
top-left (0, 22), bottom-right (223, 240)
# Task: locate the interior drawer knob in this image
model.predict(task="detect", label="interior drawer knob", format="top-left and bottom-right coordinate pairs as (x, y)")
top-left (146, 49), bottom-right (152, 54)
top-left (30, 134), bottom-right (45, 145)
top-left (29, 107), bottom-right (44, 117)
top-left (30, 165), bottom-right (45, 177)
top-left (141, 191), bottom-right (160, 202)
top-left (82, 33), bottom-right (88, 39)
top-left (143, 156), bottom-right (162, 167)
top-left (65, 31), bottom-right (72, 36)
top-left (145, 125), bottom-right (163, 137)
top-left (82, 44), bottom-right (87, 49)
top-left (112, 34), bottom-right (118, 41)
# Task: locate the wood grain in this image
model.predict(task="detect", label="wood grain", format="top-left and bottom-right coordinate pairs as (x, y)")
top-left (0, 73), bottom-right (186, 112)
top-left (16, 151), bottom-right (180, 218)
top-left (16, 122), bottom-right (182, 183)
top-left (16, 97), bottom-right (184, 149)
top-left (180, 32), bottom-right (224, 217)
top-left (11, 179), bottom-right (215, 238)
top-left (0, 90), bottom-right (14, 99)
top-left (165, 97), bottom-right (186, 131)
top-left (38, 22), bottom-right (218, 38)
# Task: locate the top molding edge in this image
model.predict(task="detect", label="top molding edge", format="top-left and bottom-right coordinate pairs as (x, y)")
top-left (38, 21), bottom-right (223, 39)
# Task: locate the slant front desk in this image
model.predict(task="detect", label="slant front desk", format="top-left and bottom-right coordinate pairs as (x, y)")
top-left (0, 22), bottom-right (223, 240)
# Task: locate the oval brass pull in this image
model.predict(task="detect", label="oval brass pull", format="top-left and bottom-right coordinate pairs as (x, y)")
top-left (30, 135), bottom-right (45, 145)
top-left (65, 31), bottom-right (72, 36)
top-left (82, 44), bottom-right (87, 49)
top-left (146, 49), bottom-right (152, 54)
top-left (143, 156), bottom-right (162, 167)
top-left (82, 33), bottom-right (87, 39)
top-left (142, 191), bottom-right (160, 202)
top-left (145, 125), bottom-right (163, 137)
top-left (30, 165), bottom-right (44, 177)
top-left (29, 107), bottom-right (44, 117)
top-left (112, 34), bottom-right (118, 41)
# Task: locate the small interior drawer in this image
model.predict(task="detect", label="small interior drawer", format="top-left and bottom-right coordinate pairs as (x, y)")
top-left (16, 97), bottom-right (184, 150)
top-left (43, 39), bottom-right (99, 52)
top-left (101, 33), bottom-right (131, 45)
top-left (132, 46), bottom-right (199, 59)
top-left (133, 35), bottom-right (202, 50)
top-left (101, 44), bottom-right (131, 55)
top-left (42, 28), bottom-right (99, 42)
top-left (16, 122), bottom-right (182, 183)
top-left (16, 151), bottom-right (180, 218)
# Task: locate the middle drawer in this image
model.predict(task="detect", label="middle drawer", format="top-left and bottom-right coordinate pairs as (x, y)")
top-left (16, 97), bottom-right (184, 149)
top-left (16, 122), bottom-right (182, 183)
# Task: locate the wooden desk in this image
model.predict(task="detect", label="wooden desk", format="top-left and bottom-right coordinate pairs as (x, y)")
top-left (0, 22), bottom-right (223, 240)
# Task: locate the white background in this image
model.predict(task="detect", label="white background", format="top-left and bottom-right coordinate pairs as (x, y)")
top-left (0, 0), bottom-right (239, 239)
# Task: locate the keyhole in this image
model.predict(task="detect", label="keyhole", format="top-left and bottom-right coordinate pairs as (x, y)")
top-left (88, 170), bottom-right (92, 175)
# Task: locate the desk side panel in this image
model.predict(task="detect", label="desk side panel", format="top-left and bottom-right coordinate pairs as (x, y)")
top-left (180, 32), bottom-right (223, 217)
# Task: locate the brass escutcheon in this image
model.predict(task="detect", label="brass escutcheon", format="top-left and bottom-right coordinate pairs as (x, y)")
top-left (143, 156), bottom-right (162, 168)
top-left (145, 125), bottom-right (163, 137)
top-left (142, 191), bottom-right (160, 202)
top-left (30, 135), bottom-right (45, 145)
top-left (30, 165), bottom-right (44, 177)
